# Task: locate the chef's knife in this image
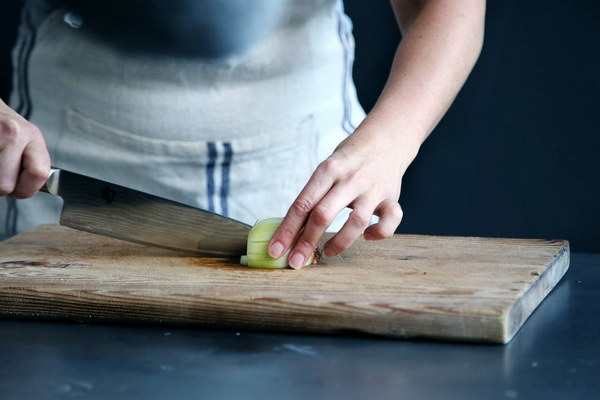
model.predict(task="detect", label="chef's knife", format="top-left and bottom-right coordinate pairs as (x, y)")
top-left (41, 168), bottom-right (250, 256)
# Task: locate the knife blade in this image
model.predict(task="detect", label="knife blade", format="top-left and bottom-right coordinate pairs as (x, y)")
top-left (41, 168), bottom-right (250, 256)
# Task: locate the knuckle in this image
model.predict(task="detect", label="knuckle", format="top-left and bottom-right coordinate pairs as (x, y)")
top-left (348, 211), bottom-right (371, 229)
top-left (311, 205), bottom-right (335, 227)
top-left (291, 197), bottom-right (314, 217)
top-left (277, 224), bottom-right (299, 243)
top-left (363, 225), bottom-right (386, 240)
top-left (0, 119), bottom-right (20, 144)
top-left (28, 165), bottom-right (51, 182)
top-left (327, 240), bottom-right (349, 254)
top-left (326, 235), bottom-right (353, 255)
top-left (371, 226), bottom-right (392, 239)
top-left (383, 226), bottom-right (397, 238)
top-left (1, 119), bottom-right (42, 143)
top-left (389, 203), bottom-right (403, 223)
top-left (344, 167), bottom-right (362, 182)
top-left (0, 181), bottom-right (16, 196)
top-left (28, 125), bottom-right (43, 140)
top-left (295, 235), bottom-right (318, 253)
top-left (319, 157), bottom-right (342, 176)
top-left (323, 241), bottom-right (342, 256)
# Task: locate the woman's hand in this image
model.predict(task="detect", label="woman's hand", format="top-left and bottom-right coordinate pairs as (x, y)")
top-left (0, 98), bottom-right (50, 198)
top-left (268, 0), bottom-right (485, 269)
top-left (268, 114), bottom-right (414, 269)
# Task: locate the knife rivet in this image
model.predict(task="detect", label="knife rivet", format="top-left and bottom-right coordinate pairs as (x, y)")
top-left (101, 186), bottom-right (116, 204)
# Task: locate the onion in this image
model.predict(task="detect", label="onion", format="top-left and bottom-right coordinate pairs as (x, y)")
top-left (240, 217), bottom-right (318, 269)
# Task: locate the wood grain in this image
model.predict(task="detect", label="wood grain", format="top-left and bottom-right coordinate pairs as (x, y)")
top-left (0, 225), bottom-right (569, 343)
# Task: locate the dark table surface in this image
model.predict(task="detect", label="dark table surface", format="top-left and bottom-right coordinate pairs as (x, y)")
top-left (1, 253), bottom-right (598, 400)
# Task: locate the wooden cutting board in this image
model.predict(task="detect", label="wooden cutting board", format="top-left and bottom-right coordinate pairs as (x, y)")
top-left (0, 225), bottom-right (569, 343)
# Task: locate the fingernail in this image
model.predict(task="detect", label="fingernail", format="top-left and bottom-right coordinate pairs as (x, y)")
top-left (289, 253), bottom-right (305, 270)
top-left (269, 241), bottom-right (285, 258)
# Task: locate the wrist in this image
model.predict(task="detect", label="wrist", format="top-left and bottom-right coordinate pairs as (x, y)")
top-left (354, 108), bottom-right (424, 173)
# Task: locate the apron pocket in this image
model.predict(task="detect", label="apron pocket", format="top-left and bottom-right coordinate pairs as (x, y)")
top-left (56, 107), bottom-right (318, 222)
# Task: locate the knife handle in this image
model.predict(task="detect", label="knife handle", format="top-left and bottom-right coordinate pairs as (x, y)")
top-left (40, 168), bottom-right (61, 196)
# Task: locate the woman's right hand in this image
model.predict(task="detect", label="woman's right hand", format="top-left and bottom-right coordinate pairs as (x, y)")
top-left (0, 98), bottom-right (50, 199)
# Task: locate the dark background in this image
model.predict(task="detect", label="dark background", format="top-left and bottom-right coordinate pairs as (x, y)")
top-left (1, 1), bottom-right (599, 252)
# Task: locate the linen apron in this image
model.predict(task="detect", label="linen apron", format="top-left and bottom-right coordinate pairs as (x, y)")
top-left (1, 0), bottom-right (365, 238)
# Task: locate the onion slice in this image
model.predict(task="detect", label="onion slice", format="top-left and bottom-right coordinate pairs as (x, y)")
top-left (240, 217), bottom-right (318, 269)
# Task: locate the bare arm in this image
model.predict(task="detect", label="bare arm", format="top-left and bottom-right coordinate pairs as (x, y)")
top-left (269, 0), bottom-right (486, 268)
top-left (374, 0), bottom-right (485, 151)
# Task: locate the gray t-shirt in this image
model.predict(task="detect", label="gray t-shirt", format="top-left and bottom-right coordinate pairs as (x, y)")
top-left (22, 0), bottom-right (326, 57)
top-left (4, 0), bottom-right (364, 236)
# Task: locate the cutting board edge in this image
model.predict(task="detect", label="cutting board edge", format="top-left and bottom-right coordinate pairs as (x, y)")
top-left (0, 287), bottom-right (509, 344)
top-left (0, 306), bottom-right (509, 345)
top-left (502, 240), bottom-right (570, 343)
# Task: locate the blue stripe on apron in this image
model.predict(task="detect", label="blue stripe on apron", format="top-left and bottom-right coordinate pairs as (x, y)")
top-left (337, 4), bottom-right (357, 135)
top-left (206, 141), bottom-right (233, 216)
top-left (220, 142), bottom-right (233, 217)
top-left (206, 142), bottom-right (218, 213)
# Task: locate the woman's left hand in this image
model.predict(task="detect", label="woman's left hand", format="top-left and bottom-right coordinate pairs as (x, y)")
top-left (267, 0), bottom-right (485, 269)
top-left (267, 117), bottom-right (411, 269)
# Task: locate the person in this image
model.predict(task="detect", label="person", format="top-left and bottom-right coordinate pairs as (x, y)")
top-left (0, 0), bottom-right (485, 269)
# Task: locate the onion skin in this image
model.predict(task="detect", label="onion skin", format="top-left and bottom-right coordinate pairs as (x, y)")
top-left (241, 218), bottom-right (318, 269)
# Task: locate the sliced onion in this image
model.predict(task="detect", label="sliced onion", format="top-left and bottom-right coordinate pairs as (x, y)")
top-left (240, 217), bottom-right (317, 269)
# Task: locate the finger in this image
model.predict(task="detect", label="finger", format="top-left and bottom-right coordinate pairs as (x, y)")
top-left (0, 120), bottom-right (23, 196)
top-left (268, 163), bottom-right (337, 258)
top-left (287, 185), bottom-right (359, 269)
top-left (11, 139), bottom-right (51, 199)
top-left (364, 199), bottom-right (403, 240)
top-left (322, 199), bottom-right (375, 257)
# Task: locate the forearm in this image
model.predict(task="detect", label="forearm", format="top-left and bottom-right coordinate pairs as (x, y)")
top-left (270, 0), bottom-right (486, 266)
top-left (361, 0), bottom-right (486, 170)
